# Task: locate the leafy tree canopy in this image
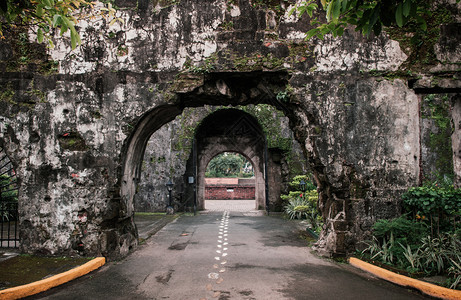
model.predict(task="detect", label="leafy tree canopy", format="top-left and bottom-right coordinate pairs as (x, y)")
top-left (290, 0), bottom-right (453, 40)
top-left (206, 152), bottom-right (254, 178)
top-left (0, 0), bottom-right (121, 49)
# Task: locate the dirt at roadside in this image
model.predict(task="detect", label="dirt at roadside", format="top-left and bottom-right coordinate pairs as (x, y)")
top-left (0, 254), bottom-right (92, 290)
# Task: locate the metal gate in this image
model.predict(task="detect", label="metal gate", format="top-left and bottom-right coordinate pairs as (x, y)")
top-left (0, 147), bottom-right (19, 248)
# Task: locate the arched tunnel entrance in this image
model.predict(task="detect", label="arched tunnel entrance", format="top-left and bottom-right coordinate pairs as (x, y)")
top-left (132, 105), bottom-right (297, 214)
top-left (3, 70), bottom-right (452, 260)
top-left (125, 71), bottom-right (297, 218)
top-left (193, 108), bottom-right (267, 211)
top-left (119, 69), bottom-right (407, 259)
top-left (121, 71), bottom-right (311, 251)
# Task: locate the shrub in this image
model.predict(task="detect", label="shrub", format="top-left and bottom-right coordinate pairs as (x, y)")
top-left (402, 181), bottom-right (460, 235)
top-left (285, 197), bottom-right (310, 220)
top-left (284, 195), bottom-right (322, 232)
top-left (360, 180), bottom-right (460, 289)
top-left (373, 216), bottom-right (429, 246)
top-left (282, 174), bottom-right (322, 233)
top-left (289, 175), bottom-right (316, 191)
top-left (361, 214), bottom-right (460, 289)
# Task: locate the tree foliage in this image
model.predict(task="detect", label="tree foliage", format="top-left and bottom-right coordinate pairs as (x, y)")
top-left (206, 152), bottom-right (254, 178)
top-left (290, 0), bottom-right (444, 39)
top-left (0, 0), bottom-right (121, 49)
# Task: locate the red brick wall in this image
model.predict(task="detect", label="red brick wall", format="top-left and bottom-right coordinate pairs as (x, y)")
top-left (205, 185), bottom-right (255, 200)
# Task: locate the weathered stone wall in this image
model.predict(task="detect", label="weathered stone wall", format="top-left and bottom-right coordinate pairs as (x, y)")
top-left (299, 78), bottom-right (421, 254)
top-left (0, 0), bottom-right (459, 259)
top-left (420, 94), bottom-right (455, 182)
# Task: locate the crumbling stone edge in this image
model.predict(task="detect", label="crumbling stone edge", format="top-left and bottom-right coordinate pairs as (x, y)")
top-left (0, 257), bottom-right (106, 300)
top-left (349, 257), bottom-right (461, 300)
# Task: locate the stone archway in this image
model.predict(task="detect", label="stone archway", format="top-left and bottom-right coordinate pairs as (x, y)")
top-left (121, 105), bottom-right (183, 219)
top-left (192, 109), bottom-right (267, 211)
top-left (200, 148), bottom-right (262, 211)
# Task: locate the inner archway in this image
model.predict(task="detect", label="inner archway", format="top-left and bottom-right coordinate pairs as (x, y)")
top-left (204, 151), bottom-right (256, 212)
top-left (193, 108), bottom-right (268, 211)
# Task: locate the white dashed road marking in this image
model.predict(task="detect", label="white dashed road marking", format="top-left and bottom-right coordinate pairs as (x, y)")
top-left (204, 211), bottom-right (230, 299)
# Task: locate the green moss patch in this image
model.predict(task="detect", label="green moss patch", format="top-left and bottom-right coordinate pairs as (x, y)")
top-left (386, 5), bottom-right (454, 71)
top-left (0, 28), bottom-right (58, 75)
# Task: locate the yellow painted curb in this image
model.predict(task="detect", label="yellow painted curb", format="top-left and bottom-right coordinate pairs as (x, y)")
top-left (0, 257), bottom-right (105, 300)
top-left (349, 257), bottom-right (461, 300)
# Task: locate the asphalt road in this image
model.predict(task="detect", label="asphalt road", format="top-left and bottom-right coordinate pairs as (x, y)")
top-left (29, 212), bottom-right (429, 300)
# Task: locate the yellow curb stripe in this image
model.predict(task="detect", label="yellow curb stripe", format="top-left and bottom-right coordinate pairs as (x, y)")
top-left (349, 257), bottom-right (461, 300)
top-left (0, 257), bottom-right (105, 300)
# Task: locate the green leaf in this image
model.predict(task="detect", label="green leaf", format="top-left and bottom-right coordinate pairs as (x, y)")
top-left (326, 22), bottom-right (336, 32)
top-left (306, 28), bottom-right (320, 40)
top-left (37, 28), bottom-right (44, 43)
top-left (36, 5), bottom-right (44, 17)
top-left (306, 3), bottom-right (318, 18)
top-left (373, 21), bottom-right (382, 36)
top-left (52, 14), bottom-right (62, 27)
top-left (367, 6), bottom-right (379, 35)
top-left (42, 0), bottom-right (52, 7)
top-left (395, 3), bottom-right (403, 27)
top-left (6, 11), bottom-right (17, 23)
top-left (403, 0), bottom-right (411, 17)
top-left (61, 15), bottom-right (75, 30)
top-left (332, 0), bottom-right (341, 20)
top-left (298, 5), bottom-right (307, 17)
top-left (60, 23), bottom-right (68, 36)
top-left (65, 16), bottom-right (81, 49)
top-left (326, 0), bottom-right (333, 21)
top-left (416, 15), bottom-right (427, 31)
top-left (337, 26), bottom-right (344, 36)
top-left (76, 31), bottom-right (81, 46)
top-left (71, 31), bottom-right (77, 49)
